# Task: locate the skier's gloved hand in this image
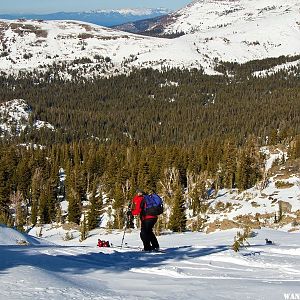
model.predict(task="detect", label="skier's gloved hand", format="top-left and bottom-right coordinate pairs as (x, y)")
top-left (126, 209), bottom-right (135, 229)
top-left (126, 209), bottom-right (133, 218)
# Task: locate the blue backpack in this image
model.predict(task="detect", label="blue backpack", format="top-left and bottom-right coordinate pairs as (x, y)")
top-left (142, 193), bottom-right (164, 216)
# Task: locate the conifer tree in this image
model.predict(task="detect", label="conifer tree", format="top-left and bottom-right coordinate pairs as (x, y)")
top-left (30, 169), bottom-right (42, 225)
top-left (67, 187), bottom-right (82, 224)
top-left (88, 183), bottom-right (103, 230)
top-left (15, 159), bottom-right (31, 201)
top-left (137, 161), bottom-right (152, 191)
top-left (169, 187), bottom-right (186, 232)
top-left (236, 138), bottom-right (262, 191)
top-left (112, 184), bottom-right (125, 229)
top-left (80, 214), bottom-right (88, 242)
top-left (10, 191), bottom-right (25, 231)
top-left (45, 177), bottom-right (58, 222)
top-left (55, 202), bottom-right (63, 224)
top-left (190, 180), bottom-right (206, 216)
top-left (66, 164), bottom-right (82, 224)
top-left (0, 163), bottom-right (10, 224)
top-left (38, 188), bottom-right (51, 224)
top-left (291, 136), bottom-right (300, 159)
top-left (222, 138), bottom-right (237, 189)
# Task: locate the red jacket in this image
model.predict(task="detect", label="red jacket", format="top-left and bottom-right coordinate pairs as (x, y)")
top-left (131, 195), bottom-right (157, 221)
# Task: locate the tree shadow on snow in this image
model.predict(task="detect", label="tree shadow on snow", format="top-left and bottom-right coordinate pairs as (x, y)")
top-left (0, 244), bottom-right (229, 275)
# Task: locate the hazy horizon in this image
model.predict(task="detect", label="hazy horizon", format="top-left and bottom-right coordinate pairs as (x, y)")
top-left (0, 0), bottom-right (191, 14)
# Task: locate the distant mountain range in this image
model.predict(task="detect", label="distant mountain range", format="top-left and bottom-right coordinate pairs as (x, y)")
top-left (0, 8), bottom-right (171, 27)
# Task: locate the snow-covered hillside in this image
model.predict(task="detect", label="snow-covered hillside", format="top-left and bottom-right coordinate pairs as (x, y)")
top-left (0, 19), bottom-right (168, 77)
top-left (0, 99), bottom-right (54, 136)
top-left (146, 0), bottom-right (300, 63)
top-left (153, 0), bottom-right (299, 35)
top-left (185, 148), bottom-right (300, 234)
top-left (1, 224), bottom-right (300, 299)
top-left (203, 175), bottom-right (300, 233)
top-left (0, 224), bottom-right (46, 245)
top-left (0, 0), bottom-right (299, 77)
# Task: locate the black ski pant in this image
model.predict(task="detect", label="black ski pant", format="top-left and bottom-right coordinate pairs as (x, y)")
top-left (140, 218), bottom-right (159, 251)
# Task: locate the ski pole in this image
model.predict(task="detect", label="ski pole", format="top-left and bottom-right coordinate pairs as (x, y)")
top-left (120, 224), bottom-right (127, 249)
top-left (120, 201), bottom-right (132, 248)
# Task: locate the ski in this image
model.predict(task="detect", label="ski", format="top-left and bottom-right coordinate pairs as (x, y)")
top-left (109, 244), bottom-right (142, 250)
top-left (108, 244), bottom-right (167, 253)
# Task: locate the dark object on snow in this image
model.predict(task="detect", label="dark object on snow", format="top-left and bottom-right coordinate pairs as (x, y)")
top-left (265, 238), bottom-right (273, 245)
top-left (126, 209), bottom-right (135, 229)
top-left (207, 188), bottom-right (216, 198)
top-left (97, 239), bottom-right (110, 247)
top-left (140, 218), bottom-right (160, 251)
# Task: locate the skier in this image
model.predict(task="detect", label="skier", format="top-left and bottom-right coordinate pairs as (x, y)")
top-left (131, 189), bottom-right (160, 251)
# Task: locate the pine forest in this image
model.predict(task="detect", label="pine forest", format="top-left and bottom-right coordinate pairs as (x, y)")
top-left (0, 55), bottom-right (300, 233)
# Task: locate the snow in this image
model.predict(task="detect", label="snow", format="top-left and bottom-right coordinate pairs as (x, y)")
top-left (206, 177), bottom-right (300, 225)
top-left (193, 146), bottom-right (300, 229)
top-left (253, 59), bottom-right (300, 77)
top-left (33, 120), bottom-right (55, 131)
top-left (260, 146), bottom-right (287, 171)
top-left (1, 224), bottom-right (300, 299)
top-left (0, 99), bottom-right (55, 136)
top-left (93, 8), bottom-right (170, 16)
top-left (0, 99), bottom-right (30, 134)
top-left (0, 224), bottom-right (46, 246)
top-left (159, 80), bottom-right (179, 88)
top-left (18, 143), bottom-right (46, 150)
top-left (0, 0), bottom-right (299, 77)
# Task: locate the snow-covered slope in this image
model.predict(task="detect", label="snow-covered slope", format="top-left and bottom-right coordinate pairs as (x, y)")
top-left (0, 224), bottom-right (45, 245)
top-left (0, 19), bottom-right (169, 76)
top-left (1, 226), bottom-right (300, 299)
top-left (187, 147), bottom-right (300, 234)
top-left (0, 99), bottom-right (54, 136)
top-left (154, 0), bottom-right (299, 36)
top-left (0, 0), bottom-right (299, 77)
top-left (253, 59), bottom-right (300, 77)
top-left (147, 0), bottom-right (300, 62)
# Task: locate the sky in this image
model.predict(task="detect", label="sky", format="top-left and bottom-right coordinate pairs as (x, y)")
top-left (0, 0), bottom-right (192, 14)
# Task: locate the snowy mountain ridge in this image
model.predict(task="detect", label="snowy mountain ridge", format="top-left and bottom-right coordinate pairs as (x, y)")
top-left (153, 0), bottom-right (300, 35)
top-left (0, 0), bottom-right (299, 77)
top-left (90, 8), bottom-right (170, 16)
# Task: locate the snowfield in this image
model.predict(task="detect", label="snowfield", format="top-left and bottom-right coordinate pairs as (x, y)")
top-left (1, 224), bottom-right (300, 299)
top-left (0, 0), bottom-right (299, 77)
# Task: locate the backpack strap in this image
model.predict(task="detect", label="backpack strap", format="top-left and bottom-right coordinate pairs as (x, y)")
top-left (140, 196), bottom-right (146, 216)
